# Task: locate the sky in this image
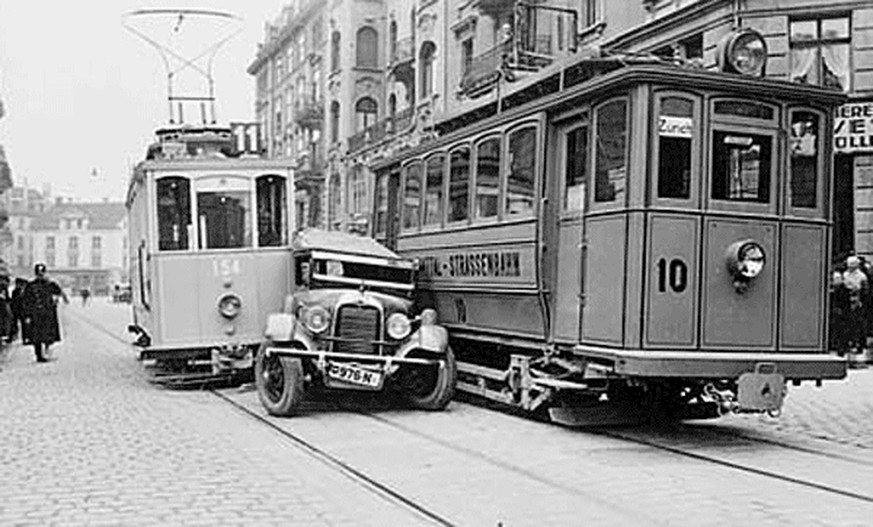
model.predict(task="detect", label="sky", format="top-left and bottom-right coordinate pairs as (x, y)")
top-left (0, 0), bottom-right (288, 202)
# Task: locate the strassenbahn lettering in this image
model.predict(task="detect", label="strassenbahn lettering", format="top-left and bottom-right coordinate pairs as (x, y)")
top-left (420, 251), bottom-right (521, 279)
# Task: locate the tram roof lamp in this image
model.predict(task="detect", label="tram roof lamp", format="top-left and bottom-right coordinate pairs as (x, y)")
top-left (719, 28), bottom-right (768, 76)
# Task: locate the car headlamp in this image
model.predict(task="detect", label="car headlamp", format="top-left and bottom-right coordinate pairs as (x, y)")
top-left (217, 293), bottom-right (242, 319)
top-left (726, 240), bottom-right (766, 288)
top-left (720, 28), bottom-right (767, 76)
top-left (386, 312), bottom-right (412, 340)
top-left (303, 305), bottom-right (330, 334)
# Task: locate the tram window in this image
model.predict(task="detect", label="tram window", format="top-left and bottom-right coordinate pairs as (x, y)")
top-left (657, 97), bottom-right (693, 200)
top-left (256, 175), bottom-right (287, 247)
top-left (424, 154), bottom-right (445, 226)
top-left (790, 111), bottom-right (819, 208)
top-left (711, 131), bottom-right (772, 203)
top-left (375, 173), bottom-right (389, 235)
top-left (564, 125), bottom-right (588, 211)
top-left (475, 138), bottom-right (500, 219)
top-left (594, 100), bottom-right (628, 203)
top-left (403, 162), bottom-right (422, 231)
top-left (506, 127), bottom-right (536, 216)
top-left (156, 177), bottom-right (191, 251)
top-left (449, 146), bottom-right (470, 222)
top-left (197, 190), bottom-right (252, 249)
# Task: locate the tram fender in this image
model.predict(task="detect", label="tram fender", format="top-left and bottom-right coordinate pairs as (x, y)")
top-left (264, 313), bottom-right (296, 343)
top-left (397, 325), bottom-right (449, 357)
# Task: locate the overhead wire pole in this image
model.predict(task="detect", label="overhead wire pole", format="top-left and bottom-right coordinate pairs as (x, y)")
top-left (121, 8), bottom-right (243, 125)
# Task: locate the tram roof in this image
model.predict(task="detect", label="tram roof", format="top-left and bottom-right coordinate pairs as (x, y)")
top-left (134, 156), bottom-right (296, 173)
top-left (293, 229), bottom-right (402, 260)
top-left (373, 62), bottom-right (846, 171)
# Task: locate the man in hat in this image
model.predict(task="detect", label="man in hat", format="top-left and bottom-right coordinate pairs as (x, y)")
top-left (21, 263), bottom-right (68, 362)
top-left (844, 256), bottom-right (868, 357)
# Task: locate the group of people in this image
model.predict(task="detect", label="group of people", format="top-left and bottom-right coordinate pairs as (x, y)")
top-left (0, 263), bottom-right (68, 363)
top-left (830, 255), bottom-right (873, 358)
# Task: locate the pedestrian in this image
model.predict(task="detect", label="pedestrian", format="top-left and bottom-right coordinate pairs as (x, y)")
top-left (20, 263), bottom-right (68, 363)
top-left (843, 256), bottom-right (868, 357)
top-left (0, 274), bottom-right (12, 343)
top-left (830, 269), bottom-right (851, 356)
top-left (10, 277), bottom-right (28, 342)
top-left (80, 287), bottom-right (90, 306)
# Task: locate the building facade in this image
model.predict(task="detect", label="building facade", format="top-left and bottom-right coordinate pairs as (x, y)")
top-left (0, 185), bottom-right (49, 277)
top-left (31, 201), bottom-right (128, 294)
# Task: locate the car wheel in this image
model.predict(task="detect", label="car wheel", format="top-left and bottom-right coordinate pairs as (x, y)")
top-left (255, 342), bottom-right (305, 416)
top-left (401, 347), bottom-right (457, 411)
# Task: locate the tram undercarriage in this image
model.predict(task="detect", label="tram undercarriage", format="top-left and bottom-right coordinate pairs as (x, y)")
top-left (451, 338), bottom-right (842, 426)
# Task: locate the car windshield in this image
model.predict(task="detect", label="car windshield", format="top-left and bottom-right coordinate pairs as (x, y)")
top-left (312, 258), bottom-right (414, 287)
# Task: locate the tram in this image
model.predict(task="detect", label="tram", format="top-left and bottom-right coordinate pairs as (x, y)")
top-left (127, 125), bottom-right (295, 376)
top-left (371, 30), bottom-right (848, 423)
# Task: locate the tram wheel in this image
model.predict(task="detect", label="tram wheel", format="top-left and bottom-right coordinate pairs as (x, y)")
top-left (400, 347), bottom-right (457, 411)
top-left (255, 342), bottom-right (305, 417)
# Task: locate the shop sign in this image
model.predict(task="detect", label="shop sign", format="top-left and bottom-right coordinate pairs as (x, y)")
top-left (835, 102), bottom-right (873, 153)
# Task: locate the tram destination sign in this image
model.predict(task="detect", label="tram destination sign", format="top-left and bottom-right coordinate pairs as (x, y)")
top-left (415, 247), bottom-right (534, 286)
top-left (835, 102), bottom-right (873, 153)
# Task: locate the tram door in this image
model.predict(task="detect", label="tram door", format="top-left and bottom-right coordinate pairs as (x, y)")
top-left (551, 119), bottom-right (589, 342)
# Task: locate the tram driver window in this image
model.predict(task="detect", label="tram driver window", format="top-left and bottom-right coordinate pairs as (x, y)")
top-left (657, 98), bottom-right (693, 200)
top-left (156, 177), bottom-right (191, 251)
top-left (594, 100), bottom-right (627, 203)
top-left (256, 175), bottom-right (287, 247)
top-left (506, 127), bottom-right (536, 216)
top-left (711, 132), bottom-right (772, 203)
top-left (790, 111), bottom-right (819, 208)
top-left (197, 189), bottom-right (252, 249)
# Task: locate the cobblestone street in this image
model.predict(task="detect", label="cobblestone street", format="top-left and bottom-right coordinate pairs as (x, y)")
top-left (2, 300), bottom-right (873, 526)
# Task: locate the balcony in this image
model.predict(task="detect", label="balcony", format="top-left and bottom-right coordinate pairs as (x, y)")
top-left (460, 40), bottom-right (511, 98)
top-left (388, 37), bottom-right (415, 88)
top-left (293, 98), bottom-right (324, 129)
top-left (347, 107), bottom-right (415, 153)
top-left (295, 144), bottom-right (326, 186)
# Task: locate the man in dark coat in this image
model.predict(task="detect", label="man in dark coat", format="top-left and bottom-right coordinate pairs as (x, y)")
top-left (10, 277), bottom-right (27, 342)
top-left (21, 263), bottom-right (68, 362)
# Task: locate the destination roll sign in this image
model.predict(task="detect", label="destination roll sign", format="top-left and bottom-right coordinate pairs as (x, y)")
top-left (835, 102), bottom-right (873, 153)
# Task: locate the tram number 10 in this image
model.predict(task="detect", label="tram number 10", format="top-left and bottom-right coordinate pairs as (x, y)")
top-left (656, 257), bottom-right (688, 294)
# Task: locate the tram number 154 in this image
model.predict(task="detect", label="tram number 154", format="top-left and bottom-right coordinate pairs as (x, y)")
top-left (656, 257), bottom-right (688, 294)
top-left (213, 258), bottom-right (241, 277)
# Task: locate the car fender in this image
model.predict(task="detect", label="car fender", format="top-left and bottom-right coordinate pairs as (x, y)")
top-left (397, 324), bottom-right (449, 357)
top-left (264, 313), bottom-right (318, 352)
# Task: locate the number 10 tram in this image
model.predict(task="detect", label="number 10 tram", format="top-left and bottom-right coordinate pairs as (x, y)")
top-left (371, 41), bottom-right (848, 423)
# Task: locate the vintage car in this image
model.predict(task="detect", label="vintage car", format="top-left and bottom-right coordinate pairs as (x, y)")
top-left (255, 229), bottom-right (456, 416)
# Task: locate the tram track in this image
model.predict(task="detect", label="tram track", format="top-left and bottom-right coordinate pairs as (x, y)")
top-left (78, 307), bottom-right (873, 520)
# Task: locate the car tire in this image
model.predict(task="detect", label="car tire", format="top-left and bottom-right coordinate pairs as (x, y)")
top-left (255, 342), bottom-right (305, 416)
top-left (403, 347), bottom-right (457, 411)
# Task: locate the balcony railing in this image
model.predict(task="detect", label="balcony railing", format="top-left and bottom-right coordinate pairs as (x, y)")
top-left (460, 40), bottom-right (512, 96)
top-left (296, 143), bottom-right (326, 183)
top-left (347, 107), bottom-right (415, 153)
top-left (293, 98), bottom-right (324, 129)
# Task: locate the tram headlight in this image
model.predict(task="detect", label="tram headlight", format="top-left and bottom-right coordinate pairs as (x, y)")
top-left (726, 240), bottom-right (766, 287)
top-left (386, 312), bottom-right (412, 340)
top-left (218, 293), bottom-right (242, 319)
top-left (719, 28), bottom-right (767, 76)
top-left (303, 305), bottom-right (330, 334)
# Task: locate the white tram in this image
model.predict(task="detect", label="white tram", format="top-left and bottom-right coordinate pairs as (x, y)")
top-left (127, 126), bottom-right (295, 373)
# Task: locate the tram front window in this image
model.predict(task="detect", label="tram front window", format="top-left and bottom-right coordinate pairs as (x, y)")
top-left (657, 97), bottom-right (693, 200)
top-left (256, 175), bottom-right (287, 247)
top-left (197, 190), bottom-right (252, 249)
top-left (157, 177), bottom-right (191, 251)
top-left (711, 131), bottom-right (772, 203)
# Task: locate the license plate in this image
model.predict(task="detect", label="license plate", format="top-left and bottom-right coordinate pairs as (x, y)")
top-left (327, 363), bottom-right (382, 388)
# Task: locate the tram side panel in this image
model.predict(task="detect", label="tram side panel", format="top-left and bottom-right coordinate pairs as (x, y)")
top-left (580, 215), bottom-right (627, 346)
top-left (779, 223), bottom-right (827, 350)
top-left (128, 172), bottom-right (153, 336)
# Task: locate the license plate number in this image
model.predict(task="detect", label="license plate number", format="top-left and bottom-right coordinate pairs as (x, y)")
top-left (327, 363), bottom-right (382, 388)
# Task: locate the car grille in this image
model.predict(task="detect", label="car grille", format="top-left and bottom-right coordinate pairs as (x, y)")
top-left (333, 305), bottom-right (380, 355)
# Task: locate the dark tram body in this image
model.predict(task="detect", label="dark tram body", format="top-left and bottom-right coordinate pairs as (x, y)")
top-left (372, 52), bottom-right (847, 423)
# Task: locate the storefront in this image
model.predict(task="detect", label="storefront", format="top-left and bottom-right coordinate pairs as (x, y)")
top-left (834, 100), bottom-right (873, 261)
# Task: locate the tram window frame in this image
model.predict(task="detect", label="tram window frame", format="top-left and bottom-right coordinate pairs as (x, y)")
top-left (706, 98), bottom-right (779, 214)
top-left (652, 92), bottom-right (702, 207)
top-left (592, 98), bottom-right (629, 209)
top-left (155, 176), bottom-right (193, 252)
top-left (787, 107), bottom-right (825, 217)
top-left (473, 135), bottom-right (502, 223)
top-left (423, 153), bottom-right (446, 229)
top-left (504, 125), bottom-right (538, 218)
top-left (709, 127), bottom-right (776, 207)
top-left (560, 122), bottom-right (589, 213)
top-left (256, 174), bottom-right (288, 248)
top-left (194, 175), bottom-right (254, 250)
top-left (401, 161), bottom-right (423, 232)
top-left (447, 144), bottom-right (472, 225)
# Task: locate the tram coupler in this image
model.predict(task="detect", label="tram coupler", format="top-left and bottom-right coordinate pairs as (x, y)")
top-left (211, 344), bottom-right (253, 375)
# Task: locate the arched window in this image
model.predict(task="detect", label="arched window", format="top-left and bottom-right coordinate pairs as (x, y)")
top-left (331, 31), bottom-right (341, 72)
top-left (355, 97), bottom-right (378, 131)
top-left (330, 101), bottom-right (340, 143)
top-left (389, 21), bottom-right (398, 60)
top-left (356, 27), bottom-right (378, 69)
top-left (419, 41), bottom-right (436, 98)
